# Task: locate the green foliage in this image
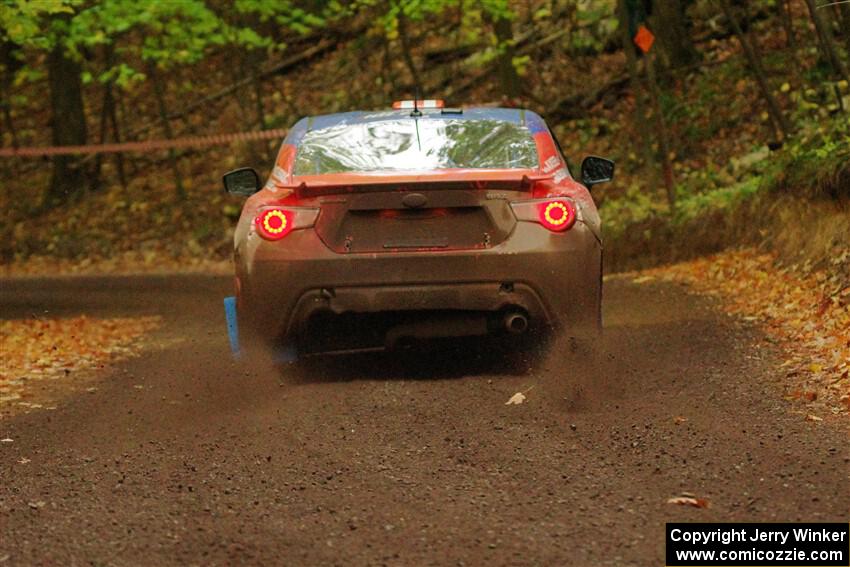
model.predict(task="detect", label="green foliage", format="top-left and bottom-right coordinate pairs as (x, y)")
top-left (235, 0), bottom-right (327, 34)
top-left (604, 111), bottom-right (850, 248)
top-left (69, 0), bottom-right (271, 68)
top-left (601, 172), bottom-right (765, 247)
top-left (570, 0), bottom-right (617, 54)
top-left (672, 175), bottom-right (763, 224)
top-left (366, 0), bottom-right (458, 34)
top-left (99, 62), bottom-right (143, 88)
top-left (778, 114), bottom-right (850, 198)
top-left (600, 184), bottom-right (666, 237)
top-left (1, 0), bottom-right (329, 89)
top-left (0, 0), bottom-right (77, 48)
top-left (12, 65), bottom-right (44, 86)
top-left (479, 0), bottom-right (514, 20)
top-left (512, 54), bottom-right (531, 76)
top-left (356, 0), bottom-right (531, 79)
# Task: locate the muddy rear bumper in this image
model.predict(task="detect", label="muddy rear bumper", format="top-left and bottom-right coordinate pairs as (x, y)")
top-left (235, 221), bottom-right (602, 345)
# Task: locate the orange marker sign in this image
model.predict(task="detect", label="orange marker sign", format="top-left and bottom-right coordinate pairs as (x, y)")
top-left (633, 25), bottom-right (655, 54)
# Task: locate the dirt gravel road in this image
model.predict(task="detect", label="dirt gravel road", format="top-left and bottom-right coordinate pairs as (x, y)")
top-left (1, 275), bottom-right (847, 566)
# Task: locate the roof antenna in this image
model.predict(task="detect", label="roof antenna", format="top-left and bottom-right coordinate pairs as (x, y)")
top-left (411, 87), bottom-right (422, 150)
top-left (411, 87), bottom-right (422, 117)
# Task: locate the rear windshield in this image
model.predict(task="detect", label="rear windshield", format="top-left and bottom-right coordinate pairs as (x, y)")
top-left (293, 118), bottom-right (538, 175)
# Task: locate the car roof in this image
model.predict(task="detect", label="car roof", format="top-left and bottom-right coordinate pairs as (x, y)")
top-left (283, 107), bottom-right (549, 146)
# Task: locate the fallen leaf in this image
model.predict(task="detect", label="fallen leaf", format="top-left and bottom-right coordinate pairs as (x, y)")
top-left (667, 496), bottom-right (710, 508)
top-left (505, 392), bottom-right (526, 405)
top-left (635, 248), bottom-right (850, 415)
top-left (673, 416), bottom-right (688, 424)
top-left (0, 315), bottom-right (161, 417)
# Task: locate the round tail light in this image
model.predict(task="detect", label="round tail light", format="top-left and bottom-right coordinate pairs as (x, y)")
top-left (538, 199), bottom-right (576, 232)
top-left (255, 208), bottom-right (294, 240)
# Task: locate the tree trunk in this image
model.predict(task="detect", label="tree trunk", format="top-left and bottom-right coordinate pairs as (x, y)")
top-left (107, 86), bottom-right (127, 189)
top-left (651, 0), bottom-right (698, 69)
top-left (617, 0), bottom-right (657, 185)
top-left (93, 73), bottom-right (126, 190)
top-left (645, 52), bottom-right (676, 210)
top-left (491, 13), bottom-right (522, 100)
top-left (396, 9), bottom-right (422, 97)
top-left (93, 80), bottom-right (109, 192)
top-left (803, 0), bottom-right (850, 84)
top-left (114, 79), bottom-right (137, 177)
top-left (147, 61), bottom-right (185, 200)
top-left (232, 52), bottom-right (263, 166)
top-left (835, 3), bottom-right (850, 63)
top-left (0, 41), bottom-right (21, 182)
top-left (778, 0), bottom-right (796, 50)
top-left (103, 44), bottom-right (127, 189)
top-left (1, 40), bottom-right (22, 150)
top-left (0, 98), bottom-right (16, 148)
top-left (45, 39), bottom-right (88, 208)
top-left (718, 0), bottom-right (791, 141)
top-left (253, 73), bottom-right (274, 161)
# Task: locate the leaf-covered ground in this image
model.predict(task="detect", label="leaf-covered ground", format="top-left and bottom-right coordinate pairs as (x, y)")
top-left (3, 248), bottom-right (847, 423)
top-left (0, 316), bottom-right (161, 417)
top-left (627, 248), bottom-right (850, 419)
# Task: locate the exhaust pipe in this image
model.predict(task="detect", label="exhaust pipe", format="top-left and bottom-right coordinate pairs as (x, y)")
top-left (503, 312), bottom-right (529, 334)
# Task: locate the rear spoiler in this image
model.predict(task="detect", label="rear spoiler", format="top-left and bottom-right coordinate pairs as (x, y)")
top-left (285, 174), bottom-right (554, 199)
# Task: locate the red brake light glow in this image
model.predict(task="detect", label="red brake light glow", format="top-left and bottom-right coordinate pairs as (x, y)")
top-left (255, 208), bottom-right (294, 240)
top-left (538, 199), bottom-right (576, 232)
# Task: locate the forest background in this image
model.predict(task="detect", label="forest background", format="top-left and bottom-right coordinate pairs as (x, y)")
top-left (0, 0), bottom-right (848, 278)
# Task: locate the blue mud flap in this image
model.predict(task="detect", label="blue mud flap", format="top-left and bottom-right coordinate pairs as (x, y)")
top-left (223, 296), bottom-right (240, 359)
top-left (223, 296), bottom-right (298, 364)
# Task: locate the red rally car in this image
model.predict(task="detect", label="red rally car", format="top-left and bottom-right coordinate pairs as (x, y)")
top-left (222, 100), bottom-right (614, 357)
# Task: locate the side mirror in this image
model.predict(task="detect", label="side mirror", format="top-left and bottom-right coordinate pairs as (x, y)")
top-left (580, 156), bottom-right (615, 188)
top-left (223, 168), bottom-right (260, 196)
